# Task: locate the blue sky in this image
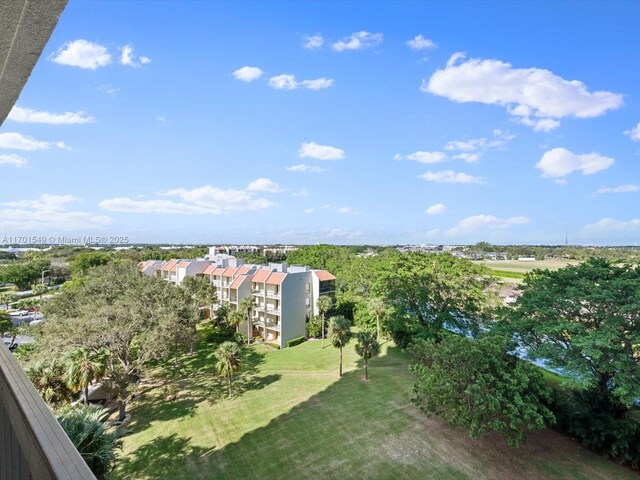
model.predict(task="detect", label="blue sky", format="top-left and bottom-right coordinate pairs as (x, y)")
top-left (1, 0), bottom-right (639, 245)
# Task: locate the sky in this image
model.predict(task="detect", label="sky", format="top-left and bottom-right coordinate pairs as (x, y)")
top-left (1, 0), bottom-right (639, 246)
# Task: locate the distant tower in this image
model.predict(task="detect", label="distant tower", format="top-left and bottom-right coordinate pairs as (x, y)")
top-left (565, 231), bottom-right (568, 246)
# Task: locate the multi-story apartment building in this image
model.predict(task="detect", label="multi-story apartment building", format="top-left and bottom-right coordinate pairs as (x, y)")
top-left (138, 253), bottom-right (336, 348)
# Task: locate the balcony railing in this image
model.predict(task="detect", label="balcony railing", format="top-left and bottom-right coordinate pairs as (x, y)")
top-left (0, 344), bottom-right (96, 480)
top-left (265, 291), bottom-right (279, 298)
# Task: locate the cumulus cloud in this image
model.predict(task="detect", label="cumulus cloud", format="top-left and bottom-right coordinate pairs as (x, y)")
top-left (246, 178), bottom-right (282, 193)
top-left (419, 170), bottom-right (485, 184)
top-left (536, 148), bottom-right (614, 178)
top-left (581, 218), bottom-right (640, 240)
top-left (233, 66), bottom-right (263, 82)
top-left (8, 106), bottom-right (94, 125)
top-left (0, 154), bottom-right (28, 168)
top-left (303, 35), bottom-right (324, 49)
top-left (299, 142), bottom-right (345, 160)
top-left (0, 194), bottom-right (111, 231)
top-left (49, 40), bottom-right (112, 69)
top-left (332, 31), bottom-right (383, 51)
top-left (0, 132), bottom-right (68, 151)
top-left (424, 52), bottom-right (623, 130)
top-left (444, 214), bottom-right (529, 236)
top-left (593, 184), bottom-right (639, 195)
top-left (119, 44), bottom-right (151, 67)
top-left (268, 74), bottom-right (334, 90)
top-left (453, 153), bottom-right (480, 163)
top-left (407, 34), bottom-right (436, 51)
top-left (624, 122), bottom-right (640, 141)
top-left (100, 182), bottom-right (278, 215)
top-left (426, 203), bottom-right (446, 214)
top-left (286, 164), bottom-right (326, 173)
top-left (395, 151), bottom-right (447, 164)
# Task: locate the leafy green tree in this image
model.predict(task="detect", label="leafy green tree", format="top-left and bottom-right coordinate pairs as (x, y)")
top-left (227, 309), bottom-right (245, 331)
top-left (410, 335), bottom-right (554, 446)
top-left (378, 252), bottom-right (498, 345)
top-left (26, 359), bottom-right (74, 405)
top-left (316, 295), bottom-right (333, 347)
top-left (238, 296), bottom-right (256, 344)
top-left (63, 347), bottom-right (111, 406)
top-left (32, 283), bottom-right (48, 300)
top-left (367, 296), bottom-right (386, 341)
top-left (328, 315), bottom-right (353, 377)
top-left (39, 262), bottom-right (199, 420)
top-left (0, 292), bottom-right (18, 309)
top-left (213, 303), bottom-right (229, 326)
top-left (56, 405), bottom-right (122, 479)
top-left (355, 330), bottom-right (380, 380)
top-left (306, 315), bottom-right (323, 338)
top-left (181, 275), bottom-right (217, 318)
top-left (0, 259), bottom-right (50, 290)
top-left (504, 258), bottom-right (640, 409)
top-left (70, 251), bottom-right (112, 277)
top-left (214, 341), bottom-right (242, 397)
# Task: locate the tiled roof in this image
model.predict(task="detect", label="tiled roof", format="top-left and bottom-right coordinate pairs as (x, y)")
top-left (203, 265), bottom-right (216, 275)
top-left (265, 272), bottom-right (286, 285)
top-left (212, 267), bottom-right (226, 276)
top-left (161, 259), bottom-right (179, 271)
top-left (230, 275), bottom-right (248, 289)
top-left (314, 270), bottom-right (336, 281)
top-left (177, 261), bottom-right (190, 268)
top-left (222, 267), bottom-right (239, 278)
top-left (237, 266), bottom-right (252, 275)
top-left (251, 269), bottom-right (271, 283)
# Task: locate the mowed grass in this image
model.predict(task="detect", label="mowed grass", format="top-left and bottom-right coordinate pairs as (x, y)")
top-left (479, 259), bottom-right (577, 274)
top-left (112, 332), bottom-right (637, 480)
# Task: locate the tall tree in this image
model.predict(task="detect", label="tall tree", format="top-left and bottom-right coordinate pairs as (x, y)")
top-left (39, 262), bottom-right (199, 420)
top-left (355, 330), bottom-right (380, 380)
top-left (0, 292), bottom-right (18, 309)
top-left (378, 252), bottom-right (498, 345)
top-left (26, 359), bottom-right (74, 405)
top-left (410, 335), bottom-right (554, 446)
top-left (316, 295), bottom-right (333, 348)
top-left (504, 258), bottom-right (640, 409)
top-left (0, 311), bottom-right (17, 347)
top-left (181, 275), bottom-right (217, 318)
top-left (214, 341), bottom-right (242, 398)
top-left (70, 251), bottom-right (112, 277)
top-left (367, 296), bottom-right (386, 341)
top-left (32, 283), bottom-right (48, 301)
top-left (238, 296), bottom-right (256, 345)
top-left (63, 347), bottom-right (110, 406)
top-left (328, 315), bottom-right (353, 377)
top-left (0, 258), bottom-right (51, 290)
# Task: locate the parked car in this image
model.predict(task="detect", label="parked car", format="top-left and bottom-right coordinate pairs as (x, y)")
top-left (10, 309), bottom-right (29, 316)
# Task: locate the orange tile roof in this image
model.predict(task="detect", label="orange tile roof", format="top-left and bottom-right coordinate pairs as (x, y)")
top-left (177, 261), bottom-right (190, 268)
top-left (251, 269), bottom-right (271, 283)
top-left (137, 260), bottom-right (149, 270)
top-left (266, 272), bottom-right (286, 285)
top-left (314, 270), bottom-right (336, 281)
top-left (212, 267), bottom-right (226, 276)
top-left (203, 265), bottom-right (216, 275)
top-left (230, 275), bottom-right (248, 289)
top-left (237, 266), bottom-right (252, 275)
top-left (161, 259), bottom-right (179, 271)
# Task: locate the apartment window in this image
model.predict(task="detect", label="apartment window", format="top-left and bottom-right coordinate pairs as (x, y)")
top-left (305, 297), bottom-right (310, 307)
top-left (305, 282), bottom-right (311, 294)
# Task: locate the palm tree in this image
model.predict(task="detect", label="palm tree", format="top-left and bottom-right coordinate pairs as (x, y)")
top-left (367, 297), bottom-right (386, 341)
top-left (214, 341), bottom-right (242, 397)
top-left (355, 330), bottom-right (380, 381)
top-left (63, 347), bottom-right (111, 406)
top-left (328, 315), bottom-right (353, 377)
top-left (239, 296), bottom-right (256, 345)
top-left (27, 359), bottom-right (73, 405)
top-left (316, 295), bottom-right (333, 348)
top-left (32, 283), bottom-right (48, 301)
top-left (56, 405), bottom-right (122, 479)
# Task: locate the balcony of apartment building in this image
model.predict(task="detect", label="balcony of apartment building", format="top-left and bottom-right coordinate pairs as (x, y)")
top-left (265, 287), bottom-right (280, 299)
top-left (265, 300), bottom-right (280, 316)
top-left (252, 284), bottom-right (265, 295)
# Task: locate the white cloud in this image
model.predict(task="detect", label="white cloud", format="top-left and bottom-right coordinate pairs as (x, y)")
top-left (593, 184), bottom-right (639, 195)
top-left (426, 203), bottom-right (446, 215)
top-left (303, 35), bottom-right (324, 49)
top-left (337, 207), bottom-right (357, 214)
top-left (119, 44), bottom-right (151, 67)
top-left (8, 106), bottom-right (94, 125)
top-left (1, 194), bottom-right (111, 231)
top-left (419, 170), bottom-right (485, 184)
top-left (304, 208), bottom-right (315, 214)
top-left (0, 132), bottom-right (68, 151)
top-left (299, 142), bottom-right (345, 160)
top-left (286, 164), bottom-right (326, 173)
top-left (233, 66), bottom-right (263, 82)
top-left (268, 74), bottom-right (334, 90)
top-left (99, 198), bottom-right (214, 215)
top-left (445, 214), bottom-right (529, 236)
top-left (396, 151), bottom-right (447, 164)
top-left (140, 56), bottom-right (152, 65)
top-left (424, 52), bottom-right (623, 130)
top-left (292, 189), bottom-right (308, 197)
top-left (49, 40), bottom-right (112, 69)
top-left (536, 147), bottom-right (614, 178)
top-left (453, 153), bottom-right (480, 163)
top-left (332, 31), bottom-right (383, 51)
top-left (246, 178), bottom-right (282, 193)
top-left (98, 84), bottom-right (119, 95)
top-left (407, 34), bottom-right (436, 51)
top-left (581, 218), bottom-right (640, 238)
top-left (0, 154), bottom-right (28, 168)
top-left (624, 122), bottom-right (640, 141)
top-left (156, 116), bottom-right (166, 122)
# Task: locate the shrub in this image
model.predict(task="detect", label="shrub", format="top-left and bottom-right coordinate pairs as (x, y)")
top-left (306, 315), bottom-right (323, 338)
top-left (286, 336), bottom-right (305, 348)
top-left (204, 324), bottom-right (236, 345)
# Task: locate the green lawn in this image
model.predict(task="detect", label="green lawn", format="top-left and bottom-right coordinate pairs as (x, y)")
top-left (112, 333), bottom-right (637, 480)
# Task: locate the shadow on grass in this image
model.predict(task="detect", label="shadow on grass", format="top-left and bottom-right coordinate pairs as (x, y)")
top-left (115, 433), bottom-right (215, 480)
